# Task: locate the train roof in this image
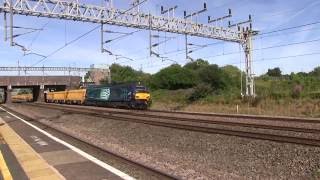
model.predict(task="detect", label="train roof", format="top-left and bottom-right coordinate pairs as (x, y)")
top-left (86, 82), bottom-right (146, 88)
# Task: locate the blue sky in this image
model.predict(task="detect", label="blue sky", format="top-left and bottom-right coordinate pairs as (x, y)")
top-left (0, 0), bottom-right (319, 76)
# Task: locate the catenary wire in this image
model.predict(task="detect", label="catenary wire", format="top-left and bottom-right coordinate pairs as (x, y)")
top-left (31, 0), bottom-right (148, 67)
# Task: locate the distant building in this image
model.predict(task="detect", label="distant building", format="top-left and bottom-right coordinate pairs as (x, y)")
top-left (85, 64), bottom-right (111, 85)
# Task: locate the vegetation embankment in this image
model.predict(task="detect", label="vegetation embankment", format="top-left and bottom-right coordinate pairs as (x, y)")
top-left (96, 60), bottom-right (320, 118)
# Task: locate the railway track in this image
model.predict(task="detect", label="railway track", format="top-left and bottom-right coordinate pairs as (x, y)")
top-left (34, 102), bottom-right (320, 124)
top-left (147, 109), bottom-right (320, 124)
top-left (29, 103), bottom-right (320, 134)
top-left (20, 103), bottom-right (320, 147)
top-left (108, 111), bottom-right (320, 134)
top-left (0, 105), bottom-right (179, 180)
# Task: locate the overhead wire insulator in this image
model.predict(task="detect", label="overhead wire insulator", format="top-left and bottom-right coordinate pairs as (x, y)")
top-left (208, 8), bottom-right (232, 23)
top-left (152, 43), bottom-right (159, 47)
top-left (184, 2), bottom-right (207, 19)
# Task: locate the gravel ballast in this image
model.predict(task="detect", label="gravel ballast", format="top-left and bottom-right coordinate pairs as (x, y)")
top-left (4, 103), bottom-right (320, 179)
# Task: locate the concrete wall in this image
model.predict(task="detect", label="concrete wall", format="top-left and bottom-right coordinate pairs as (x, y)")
top-left (0, 76), bottom-right (81, 88)
top-left (0, 76), bottom-right (81, 103)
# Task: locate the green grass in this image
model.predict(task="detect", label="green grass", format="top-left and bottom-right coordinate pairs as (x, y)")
top-left (150, 89), bottom-right (320, 118)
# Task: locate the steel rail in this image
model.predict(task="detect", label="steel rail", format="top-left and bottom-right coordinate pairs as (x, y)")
top-left (34, 102), bottom-right (320, 124)
top-left (109, 112), bottom-right (320, 134)
top-left (25, 103), bottom-right (320, 147)
top-left (147, 109), bottom-right (320, 124)
top-left (32, 103), bottom-right (320, 134)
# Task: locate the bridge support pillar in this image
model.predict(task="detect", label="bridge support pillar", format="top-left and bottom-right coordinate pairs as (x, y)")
top-left (36, 85), bottom-right (45, 102)
top-left (37, 89), bottom-right (44, 102)
top-left (5, 86), bottom-right (12, 104)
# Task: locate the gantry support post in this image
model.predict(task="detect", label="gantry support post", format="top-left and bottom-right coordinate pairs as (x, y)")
top-left (9, 0), bottom-right (13, 46)
top-left (101, 23), bottom-right (104, 53)
top-left (185, 34), bottom-right (188, 60)
top-left (243, 31), bottom-right (255, 97)
top-left (3, 12), bottom-right (6, 41)
top-left (107, 68), bottom-right (111, 84)
top-left (100, 0), bottom-right (104, 53)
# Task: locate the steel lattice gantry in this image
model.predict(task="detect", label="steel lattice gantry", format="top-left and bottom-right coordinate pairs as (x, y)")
top-left (0, 66), bottom-right (106, 72)
top-left (0, 0), bottom-right (243, 42)
top-left (0, 0), bottom-right (256, 97)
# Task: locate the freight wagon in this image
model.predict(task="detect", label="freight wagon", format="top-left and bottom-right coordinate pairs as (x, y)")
top-left (11, 93), bottom-right (33, 103)
top-left (66, 89), bottom-right (87, 104)
top-left (45, 83), bottom-right (151, 110)
top-left (46, 89), bottom-right (86, 105)
top-left (11, 88), bottom-right (33, 103)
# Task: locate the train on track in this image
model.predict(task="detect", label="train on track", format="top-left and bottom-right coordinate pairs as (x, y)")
top-left (11, 93), bottom-right (33, 103)
top-left (11, 88), bottom-right (34, 103)
top-left (45, 83), bottom-right (152, 110)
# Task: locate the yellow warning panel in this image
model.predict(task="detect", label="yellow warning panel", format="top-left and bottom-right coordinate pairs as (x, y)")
top-left (0, 148), bottom-right (13, 180)
top-left (0, 118), bottom-right (64, 180)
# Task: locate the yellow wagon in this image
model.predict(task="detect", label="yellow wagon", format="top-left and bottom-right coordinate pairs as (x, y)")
top-left (12, 94), bottom-right (33, 102)
top-left (47, 91), bottom-right (67, 103)
top-left (66, 89), bottom-right (86, 104)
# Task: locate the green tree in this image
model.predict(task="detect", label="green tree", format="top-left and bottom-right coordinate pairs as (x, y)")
top-left (150, 64), bottom-right (196, 90)
top-left (310, 67), bottom-right (320, 78)
top-left (84, 71), bottom-right (92, 82)
top-left (221, 65), bottom-right (242, 89)
top-left (184, 59), bottom-right (209, 71)
top-left (197, 64), bottom-right (231, 92)
top-left (100, 64), bottom-right (151, 85)
top-left (267, 67), bottom-right (282, 77)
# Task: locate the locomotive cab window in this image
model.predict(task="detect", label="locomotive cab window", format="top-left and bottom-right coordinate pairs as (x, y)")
top-left (135, 86), bottom-right (149, 93)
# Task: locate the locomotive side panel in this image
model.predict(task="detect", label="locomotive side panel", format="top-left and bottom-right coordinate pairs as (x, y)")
top-left (85, 85), bottom-right (133, 107)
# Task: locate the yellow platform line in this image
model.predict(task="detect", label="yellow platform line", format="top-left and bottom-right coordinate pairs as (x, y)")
top-left (0, 150), bottom-right (13, 180)
top-left (0, 117), bottom-right (65, 180)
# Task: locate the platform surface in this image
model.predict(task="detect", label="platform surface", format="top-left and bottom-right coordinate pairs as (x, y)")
top-left (0, 108), bottom-right (132, 180)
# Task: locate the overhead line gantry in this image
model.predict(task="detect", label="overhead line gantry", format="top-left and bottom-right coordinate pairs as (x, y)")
top-left (0, 0), bottom-right (257, 97)
top-left (0, 66), bottom-right (107, 72)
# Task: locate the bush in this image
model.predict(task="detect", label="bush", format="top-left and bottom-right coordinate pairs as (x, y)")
top-left (197, 64), bottom-right (231, 91)
top-left (308, 91), bottom-right (320, 99)
top-left (251, 96), bottom-right (263, 107)
top-left (270, 92), bottom-right (288, 99)
top-left (291, 84), bottom-right (304, 99)
top-left (188, 83), bottom-right (213, 102)
top-left (242, 96), bottom-right (263, 107)
top-left (150, 64), bottom-right (196, 90)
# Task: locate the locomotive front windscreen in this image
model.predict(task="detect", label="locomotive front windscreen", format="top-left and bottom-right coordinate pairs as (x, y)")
top-left (135, 86), bottom-right (149, 93)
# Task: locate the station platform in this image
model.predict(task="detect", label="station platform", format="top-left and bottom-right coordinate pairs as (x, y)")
top-left (0, 116), bottom-right (63, 180)
top-left (0, 107), bottom-right (134, 180)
